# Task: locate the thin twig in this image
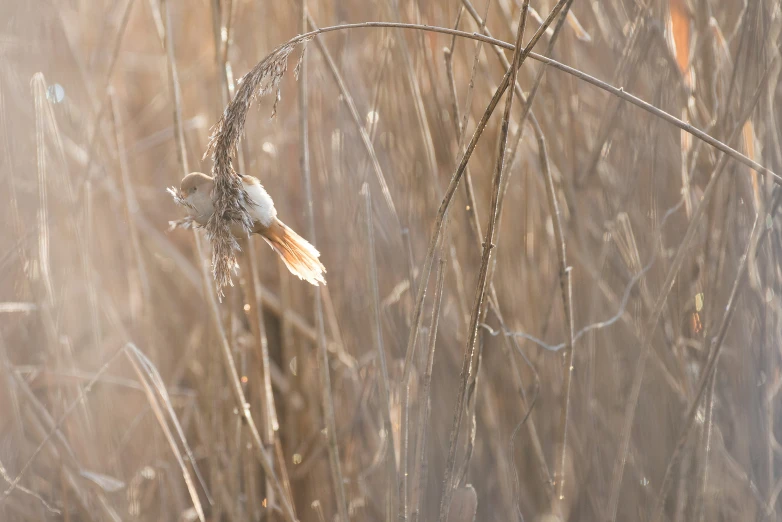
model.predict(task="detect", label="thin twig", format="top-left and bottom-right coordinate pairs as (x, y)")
top-left (606, 55), bottom-right (779, 522)
top-left (298, 5), bottom-right (350, 519)
top-left (651, 188), bottom-right (781, 521)
top-left (399, 62), bottom-right (513, 410)
top-left (362, 183), bottom-right (399, 521)
top-left (459, 0), bottom-right (575, 495)
top-left (649, 212), bottom-right (761, 522)
top-left (0, 344), bottom-right (127, 503)
top-left (536, 127), bottom-right (576, 508)
top-left (306, 11), bottom-right (400, 228)
top-left (271, 21), bottom-right (781, 182)
top-left (203, 19), bottom-right (780, 292)
top-left (438, 3), bottom-right (530, 520)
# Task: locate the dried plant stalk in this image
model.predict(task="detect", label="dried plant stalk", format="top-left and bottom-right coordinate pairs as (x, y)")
top-left (200, 20), bottom-right (778, 296)
top-left (203, 37), bottom-right (311, 296)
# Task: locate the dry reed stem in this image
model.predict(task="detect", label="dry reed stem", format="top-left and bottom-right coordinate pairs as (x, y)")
top-left (651, 189), bottom-right (781, 521)
top-left (418, 6), bottom-right (488, 514)
top-left (160, 2), bottom-right (296, 519)
top-left (459, 0), bottom-right (574, 498)
top-left (400, 64), bottom-right (513, 422)
top-left (502, 6), bottom-right (582, 504)
top-left (606, 55), bottom-right (780, 522)
top-left (0, 344), bottom-right (127, 510)
top-left (536, 128), bottom-right (575, 507)
top-left (385, 0), bottom-right (439, 183)
top-left (240, 240), bottom-right (280, 444)
top-left (362, 183), bottom-right (399, 521)
top-left (212, 5), bottom-right (286, 507)
top-left (440, 5), bottom-right (478, 334)
top-left (201, 19), bottom-right (779, 296)
top-left (459, 0), bottom-right (576, 496)
top-left (411, 254), bottom-right (447, 522)
top-left (298, 4), bottom-right (349, 519)
top-left (436, 3), bottom-right (489, 514)
top-left (438, 3), bottom-right (530, 520)
top-left (109, 90), bottom-right (152, 321)
top-left (305, 11), bottom-right (400, 228)
top-left (81, 0), bottom-right (137, 180)
top-left (396, 4), bottom-right (577, 403)
top-left (125, 344), bottom-right (207, 522)
top-left (501, 0), bottom-right (575, 173)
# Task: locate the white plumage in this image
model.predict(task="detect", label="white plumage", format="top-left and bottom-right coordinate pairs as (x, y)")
top-left (241, 176), bottom-right (277, 227)
top-left (178, 172), bottom-right (326, 286)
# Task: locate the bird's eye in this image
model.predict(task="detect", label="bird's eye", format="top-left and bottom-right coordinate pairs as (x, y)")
top-left (192, 187), bottom-right (197, 192)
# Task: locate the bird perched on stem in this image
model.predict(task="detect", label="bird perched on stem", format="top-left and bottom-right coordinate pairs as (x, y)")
top-left (175, 172), bottom-right (326, 286)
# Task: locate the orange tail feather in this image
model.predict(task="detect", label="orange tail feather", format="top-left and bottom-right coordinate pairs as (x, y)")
top-left (257, 219), bottom-right (326, 286)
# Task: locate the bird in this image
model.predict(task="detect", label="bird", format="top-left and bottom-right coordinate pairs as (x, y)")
top-left (178, 172), bottom-right (326, 286)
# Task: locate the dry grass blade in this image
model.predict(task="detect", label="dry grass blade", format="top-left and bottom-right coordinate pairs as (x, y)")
top-left (31, 74), bottom-right (55, 307)
top-left (411, 254), bottom-right (447, 522)
top-left (124, 344), bottom-right (208, 522)
top-left (0, 344), bottom-right (127, 504)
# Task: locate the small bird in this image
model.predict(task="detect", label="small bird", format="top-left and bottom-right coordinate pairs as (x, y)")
top-left (178, 172), bottom-right (326, 286)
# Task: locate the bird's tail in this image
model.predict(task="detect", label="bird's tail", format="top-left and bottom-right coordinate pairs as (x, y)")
top-left (257, 219), bottom-right (326, 286)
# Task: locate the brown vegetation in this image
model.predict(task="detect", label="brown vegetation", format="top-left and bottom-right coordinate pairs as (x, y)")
top-left (1, 1), bottom-right (781, 521)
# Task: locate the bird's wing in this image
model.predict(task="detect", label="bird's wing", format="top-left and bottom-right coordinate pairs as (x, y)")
top-left (241, 176), bottom-right (277, 227)
top-left (241, 174), bottom-right (261, 185)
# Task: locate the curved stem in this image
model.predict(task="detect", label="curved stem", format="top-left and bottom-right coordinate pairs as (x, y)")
top-left (255, 21), bottom-right (779, 183)
top-left (438, 1), bottom-right (531, 519)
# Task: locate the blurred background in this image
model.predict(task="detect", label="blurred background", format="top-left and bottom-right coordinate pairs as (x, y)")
top-left (2, 0), bottom-right (781, 521)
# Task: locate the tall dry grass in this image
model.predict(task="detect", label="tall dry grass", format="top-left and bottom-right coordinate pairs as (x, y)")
top-left (1, 1), bottom-right (781, 521)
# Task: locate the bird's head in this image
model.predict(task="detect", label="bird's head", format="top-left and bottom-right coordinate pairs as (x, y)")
top-left (179, 172), bottom-right (214, 203)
